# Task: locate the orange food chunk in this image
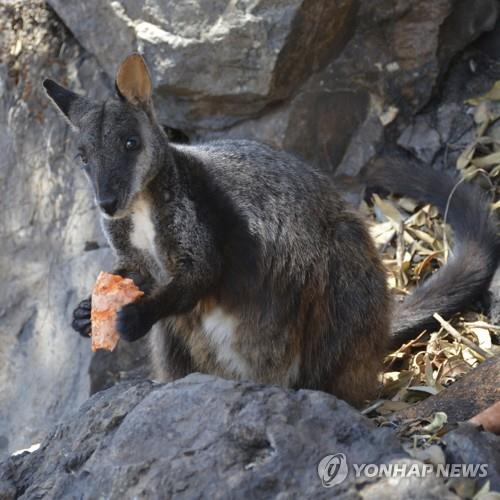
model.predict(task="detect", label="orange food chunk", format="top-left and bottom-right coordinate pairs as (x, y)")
top-left (91, 271), bottom-right (144, 352)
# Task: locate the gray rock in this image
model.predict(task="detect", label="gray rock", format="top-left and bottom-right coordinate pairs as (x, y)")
top-left (89, 336), bottom-right (151, 395)
top-left (283, 88), bottom-right (371, 174)
top-left (0, 374), bottom-right (461, 499)
top-left (46, 0), bottom-right (499, 174)
top-left (335, 112), bottom-right (385, 178)
top-left (359, 459), bottom-right (461, 500)
top-left (444, 424), bottom-right (500, 491)
top-left (280, 0), bottom-right (498, 172)
top-left (391, 357), bottom-right (500, 424)
top-left (47, 0), bottom-right (357, 130)
top-left (278, 0), bottom-right (498, 172)
top-left (436, 103), bottom-right (462, 146)
top-left (398, 116), bottom-right (442, 164)
top-left (0, 1), bottom-right (142, 457)
top-left (438, 0), bottom-right (499, 69)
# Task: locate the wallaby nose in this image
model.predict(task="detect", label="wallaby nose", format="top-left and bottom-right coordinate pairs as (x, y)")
top-left (99, 197), bottom-right (118, 216)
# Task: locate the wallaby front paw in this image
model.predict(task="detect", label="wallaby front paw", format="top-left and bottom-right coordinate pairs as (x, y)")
top-left (126, 271), bottom-right (153, 295)
top-left (72, 297), bottom-right (91, 338)
top-left (116, 301), bottom-right (153, 342)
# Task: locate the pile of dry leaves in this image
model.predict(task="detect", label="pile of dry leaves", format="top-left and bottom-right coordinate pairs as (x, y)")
top-left (364, 81), bottom-right (500, 417)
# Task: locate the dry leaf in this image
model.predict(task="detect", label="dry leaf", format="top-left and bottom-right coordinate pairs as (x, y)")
top-left (457, 143), bottom-right (477, 170)
top-left (473, 102), bottom-right (492, 125)
top-left (421, 412), bottom-right (448, 433)
top-left (466, 80), bottom-right (500, 105)
top-left (372, 194), bottom-right (405, 224)
top-left (379, 106), bottom-right (399, 126)
top-left (471, 151), bottom-right (500, 169)
top-left (407, 386), bottom-right (439, 396)
top-left (406, 444), bottom-right (446, 466)
top-left (470, 327), bottom-right (492, 350)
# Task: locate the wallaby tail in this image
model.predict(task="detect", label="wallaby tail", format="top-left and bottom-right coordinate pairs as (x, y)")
top-left (361, 159), bottom-right (499, 350)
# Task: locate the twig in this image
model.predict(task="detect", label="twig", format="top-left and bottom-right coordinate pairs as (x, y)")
top-left (361, 400), bottom-right (384, 415)
top-left (385, 330), bottom-right (428, 369)
top-left (396, 220), bottom-right (406, 288)
top-left (433, 313), bottom-right (494, 360)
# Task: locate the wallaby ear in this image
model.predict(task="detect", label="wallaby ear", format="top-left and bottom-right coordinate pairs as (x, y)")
top-left (43, 79), bottom-right (91, 128)
top-left (115, 53), bottom-right (152, 107)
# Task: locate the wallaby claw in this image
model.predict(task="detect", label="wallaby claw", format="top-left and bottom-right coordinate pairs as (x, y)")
top-left (72, 297), bottom-right (91, 338)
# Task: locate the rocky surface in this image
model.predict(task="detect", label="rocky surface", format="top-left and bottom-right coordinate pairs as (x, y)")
top-left (0, 1), bottom-right (110, 457)
top-left (445, 424), bottom-right (500, 491)
top-left (47, 0), bottom-right (357, 131)
top-left (1, 0), bottom-right (499, 468)
top-left (47, 0), bottom-right (499, 175)
top-left (224, 0), bottom-right (500, 175)
top-left (392, 357), bottom-right (500, 424)
top-left (0, 374), bottom-right (467, 499)
top-left (0, 1), bottom-right (156, 458)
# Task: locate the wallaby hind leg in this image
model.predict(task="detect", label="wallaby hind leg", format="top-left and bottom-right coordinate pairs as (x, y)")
top-left (328, 336), bottom-right (386, 407)
top-left (294, 316), bottom-right (387, 408)
top-left (295, 217), bottom-right (390, 407)
top-left (149, 319), bottom-right (194, 382)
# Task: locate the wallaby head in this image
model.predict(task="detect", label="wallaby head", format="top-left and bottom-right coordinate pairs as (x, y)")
top-left (43, 53), bottom-right (167, 218)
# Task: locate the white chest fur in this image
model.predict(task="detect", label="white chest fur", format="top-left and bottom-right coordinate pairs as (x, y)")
top-left (129, 196), bottom-right (169, 280)
top-left (202, 307), bottom-right (250, 378)
top-left (130, 196), bottom-right (157, 254)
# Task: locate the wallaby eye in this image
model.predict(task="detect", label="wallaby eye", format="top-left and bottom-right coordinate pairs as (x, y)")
top-left (125, 136), bottom-right (141, 151)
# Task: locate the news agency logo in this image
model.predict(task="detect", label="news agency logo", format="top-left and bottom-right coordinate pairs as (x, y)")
top-left (317, 453), bottom-right (349, 487)
top-left (317, 453), bottom-right (489, 488)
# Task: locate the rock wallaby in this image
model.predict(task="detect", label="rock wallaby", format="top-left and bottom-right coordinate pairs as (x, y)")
top-left (43, 54), bottom-right (499, 407)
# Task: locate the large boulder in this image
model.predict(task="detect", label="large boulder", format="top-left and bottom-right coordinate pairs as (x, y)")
top-left (221, 0), bottom-right (499, 174)
top-left (0, 374), bottom-right (462, 499)
top-left (0, 0), bottom-right (113, 457)
top-left (47, 0), bottom-right (499, 175)
top-left (47, 0), bottom-right (357, 130)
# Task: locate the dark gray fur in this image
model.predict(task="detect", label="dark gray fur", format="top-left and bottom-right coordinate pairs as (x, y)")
top-left (359, 158), bottom-right (500, 348)
top-left (42, 54), bottom-right (498, 407)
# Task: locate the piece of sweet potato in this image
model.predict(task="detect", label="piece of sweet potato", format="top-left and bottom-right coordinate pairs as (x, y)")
top-left (91, 271), bottom-right (144, 352)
